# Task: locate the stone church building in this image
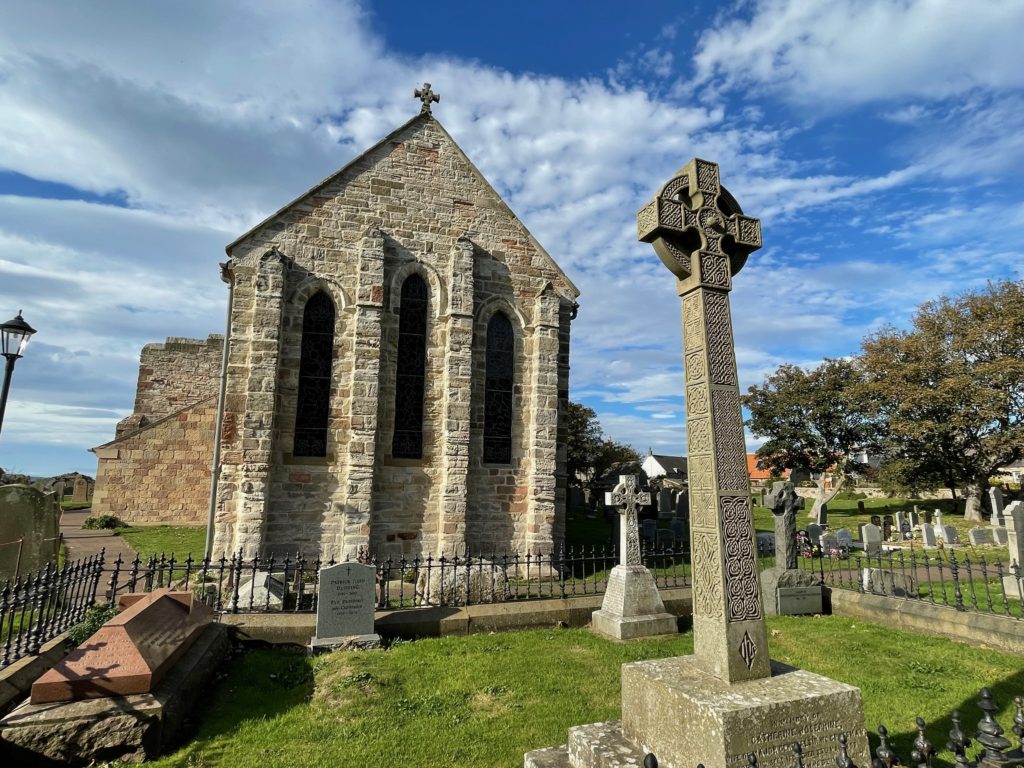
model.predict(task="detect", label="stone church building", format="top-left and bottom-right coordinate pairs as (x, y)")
top-left (93, 91), bottom-right (579, 560)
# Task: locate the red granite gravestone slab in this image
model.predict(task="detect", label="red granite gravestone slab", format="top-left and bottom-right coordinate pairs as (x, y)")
top-left (31, 589), bottom-right (213, 704)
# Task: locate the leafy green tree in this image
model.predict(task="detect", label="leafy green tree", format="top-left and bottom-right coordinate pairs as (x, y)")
top-left (743, 358), bottom-right (877, 518)
top-left (566, 401), bottom-right (639, 486)
top-left (860, 280), bottom-right (1024, 521)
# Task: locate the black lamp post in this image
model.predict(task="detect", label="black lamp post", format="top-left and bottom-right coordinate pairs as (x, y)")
top-left (0, 311), bottom-right (36, 438)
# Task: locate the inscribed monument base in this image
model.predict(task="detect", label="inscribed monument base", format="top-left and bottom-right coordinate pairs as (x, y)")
top-left (621, 656), bottom-right (869, 768)
top-left (590, 565), bottom-right (677, 640)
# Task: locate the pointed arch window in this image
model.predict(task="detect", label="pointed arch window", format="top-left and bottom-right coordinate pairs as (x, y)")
top-left (293, 291), bottom-right (335, 457)
top-left (392, 274), bottom-right (428, 458)
top-left (484, 312), bottom-right (514, 464)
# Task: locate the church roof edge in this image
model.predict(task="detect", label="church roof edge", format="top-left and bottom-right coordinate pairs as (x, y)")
top-left (224, 111), bottom-right (580, 301)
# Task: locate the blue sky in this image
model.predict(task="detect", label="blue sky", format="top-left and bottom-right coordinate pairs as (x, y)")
top-left (0, 0), bottom-right (1022, 476)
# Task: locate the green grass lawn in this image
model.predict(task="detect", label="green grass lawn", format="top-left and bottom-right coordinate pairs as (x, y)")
top-left (115, 525), bottom-right (207, 559)
top-left (148, 617), bottom-right (1023, 768)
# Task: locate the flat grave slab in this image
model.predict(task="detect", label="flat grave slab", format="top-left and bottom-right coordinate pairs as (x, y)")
top-left (31, 589), bottom-right (213, 704)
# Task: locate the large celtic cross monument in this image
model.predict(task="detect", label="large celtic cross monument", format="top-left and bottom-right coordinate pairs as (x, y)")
top-left (606, 475), bottom-right (647, 566)
top-left (526, 159), bottom-right (869, 768)
top-left (637, 157), bottom-right (768, 682)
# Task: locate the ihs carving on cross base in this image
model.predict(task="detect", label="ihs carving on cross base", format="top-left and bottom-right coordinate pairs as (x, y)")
top-left (605, 475), bottom-right (649, 567)
top-left (414, 82), bottom-right (440, 114)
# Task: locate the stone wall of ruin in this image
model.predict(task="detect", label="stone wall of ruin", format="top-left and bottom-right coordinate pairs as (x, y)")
top-left (92, 399), bottom-right (217, 527)
top-left (124, 335), bottom-right (223, 430)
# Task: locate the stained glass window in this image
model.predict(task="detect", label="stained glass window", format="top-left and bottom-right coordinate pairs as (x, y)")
top-left (484, 312), bottom-right (514, 463)
top-left (293, 291), bottom-right (335, 457)
top-left (392, 274), bottom-right (428, 458)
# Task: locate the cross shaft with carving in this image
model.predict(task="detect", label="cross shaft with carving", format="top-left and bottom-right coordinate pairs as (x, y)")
top-left (414, 82), bottom-right (440, 113)
top-left (637, 158), bottom-right (769, 683)
top-left (605, 475), bottom-right (648, 567)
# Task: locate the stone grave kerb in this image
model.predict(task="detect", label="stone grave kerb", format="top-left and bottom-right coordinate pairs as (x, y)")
top-left (638, 157), bottom-right (768, 683)
top-left (605, 474), bottom-right (649, 566)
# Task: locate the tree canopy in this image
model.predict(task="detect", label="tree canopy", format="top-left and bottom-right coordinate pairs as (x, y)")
top-left (566, 401), bottom-right (639, 486)
top-left (744, 280), bottom-right (1024, 521)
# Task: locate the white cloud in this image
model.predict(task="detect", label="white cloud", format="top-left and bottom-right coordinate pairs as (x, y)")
top-left (694, 0), bottom-right (1024, 106)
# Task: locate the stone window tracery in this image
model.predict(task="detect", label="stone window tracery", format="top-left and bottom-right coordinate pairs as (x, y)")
top-left (392, 274), bottom-right (428, 458)
top-left (483, 312), bottom-right (514, 464)
top-left (293, 291), bottom-right (335, 457)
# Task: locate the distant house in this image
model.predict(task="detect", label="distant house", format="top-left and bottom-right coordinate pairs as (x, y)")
top-left (996, 460), bottom-right (1024, 483)
top-left (746, 454), bottom-right (791, 488)
top-left (641, 451), bottom-right (688, 484)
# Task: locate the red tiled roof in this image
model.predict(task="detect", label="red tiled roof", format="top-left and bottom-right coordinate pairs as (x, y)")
top-left (747, 454), bottom-right (791, 481)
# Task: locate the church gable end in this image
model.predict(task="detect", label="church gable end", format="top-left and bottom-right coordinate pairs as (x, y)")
top-left (95, 99), bottom-right (577, 562)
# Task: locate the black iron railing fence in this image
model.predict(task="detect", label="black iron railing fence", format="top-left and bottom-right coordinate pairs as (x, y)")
top-left (102, 543), bottom-right (692, 614)
top-left (0, 552), bottom-right (105, 670)
top-left (794, 544), bottom-right (1024, 619)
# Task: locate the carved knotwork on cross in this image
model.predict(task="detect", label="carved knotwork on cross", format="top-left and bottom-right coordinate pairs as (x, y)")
top-left (605, 475), bottom-right (649, 566)
top-left (414, 82), bottom-right (440, 114)
top-left (765, 480), bottom-right (805, 570)
top-left (637, 158), bottom-right (762, 290)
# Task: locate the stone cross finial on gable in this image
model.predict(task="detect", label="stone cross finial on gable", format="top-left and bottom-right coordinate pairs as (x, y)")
top-left (605, 475), bottom-right (649, 566)
top-left (414, 82), bottom-right (440, 114)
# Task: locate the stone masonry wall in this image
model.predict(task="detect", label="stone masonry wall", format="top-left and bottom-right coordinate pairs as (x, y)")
top-left (115, 335), bottom-right (223, 439)
top-left (92, 398), bottom-right (217, 525)
top-left (213, 114), bottom-right (577, 559)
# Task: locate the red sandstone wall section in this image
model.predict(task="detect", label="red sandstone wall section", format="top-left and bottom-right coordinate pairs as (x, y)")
top-left (133, 336), bottom-right (223, 420)
top-left (92, 399), bottom-right (217, 527)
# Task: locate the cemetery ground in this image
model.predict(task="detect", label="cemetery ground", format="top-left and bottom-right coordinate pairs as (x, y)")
top-left (140, 617), bottom-right (1022, 768)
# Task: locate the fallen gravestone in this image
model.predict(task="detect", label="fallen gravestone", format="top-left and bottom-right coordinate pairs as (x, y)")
top-left (313, 562), bottom-right (381, 650)
top-left (415, 557), bottom-right (510, 605)
top-left (2, 589), bottom-right (227, 764)
top-left (862, 567), bottom-right (918, 597)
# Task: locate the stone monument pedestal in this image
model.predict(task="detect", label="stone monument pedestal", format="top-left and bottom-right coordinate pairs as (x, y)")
top-left (591, 565), bottom-right (677, 640)
top-left (526, 656), bottom-right (870, 768)
top-left (759, 567), bottom-right (821, 615)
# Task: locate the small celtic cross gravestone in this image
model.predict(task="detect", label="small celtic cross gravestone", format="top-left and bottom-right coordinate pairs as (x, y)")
top-left (605, 475), bottom-right (649, 566)
top-left (414, 82), bottom-right (440, 113)
top-left (638, 158), bottom-right (768, 683)
top-left (766, 480), bottom-right (804, 570)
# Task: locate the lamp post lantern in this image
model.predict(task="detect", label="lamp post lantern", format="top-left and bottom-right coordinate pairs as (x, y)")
top-left (0, 311), bottom-right (36, 438)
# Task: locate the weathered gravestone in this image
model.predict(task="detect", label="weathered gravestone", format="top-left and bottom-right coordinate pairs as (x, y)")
top-left (72, 476), bottom-right (90, 503)
top-left (760, 481), bottom-right (820, 615)
top-left (870, 514), bottom-right (882, 527)
top-left (968, 527), bottom-right (993, 546)
top-left (529, 158), bottom-right (868, 768)
top-left (641, 517), bottom-right (658, 542)
top-left (835, 528), bottom-right (853, 549)
top-left (990, 486), bottom-right (1006, 526)
top-left (881, 516), bottom-right (893, 542)
top-left (920, 523), bottom-right (937, 548)
top-left (806, 523), bottom-right (822, 545)
top-left (675, 489), bottom-right (690, 519)
top-left (909, 508), bottom-right (920, 527)
top-left (2, 589), bottom-right (228, 764)
top-left (311, 562), bottom-right (380, 650)
top-left (568, 486), bottom-right (586, 518)
top-left (894, 511), bottom-right (907, 539)
top-left (924, 509), bottom-right (934, 525)
top-left (658, 489), bottom-right (674, 520)
top-left (0, 484), bottom-right (60, 582)
top-left (933, 510), bottom-right (943, 532)
top-left (820, 532), bottom-right (838, 553)
top-left (862, 523), bottom-right (883, 557)
top-left (943, 524), bottom-right (959, 545)
top-left (670, 516), bottom-right (690, 548)
top-left (992, 526), bottom-right (1008, 546)
top-left (857, 500), bottom-right (866, 514)
top-left (815, 502), bottom-right (828, 527)
top-left (591, 475), bottom-right (677, 640)
top-left (1002, 501), bottom-right (1023, 597)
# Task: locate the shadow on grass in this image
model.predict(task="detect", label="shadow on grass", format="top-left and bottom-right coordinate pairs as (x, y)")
top-left (868, 665), bottom-right (1024, 764)
top-left (176, 647), bottom-right (316, 750)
